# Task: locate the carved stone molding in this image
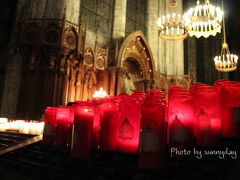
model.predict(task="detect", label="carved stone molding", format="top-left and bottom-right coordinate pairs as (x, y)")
top-left (63, 27), bottom-right (78, 50)
top-left (83, 47), bottom-right (94, 67)
top-left (95, 48), bottom-right (107, 70)
top-left (154, 72), bottom-right (196, 92)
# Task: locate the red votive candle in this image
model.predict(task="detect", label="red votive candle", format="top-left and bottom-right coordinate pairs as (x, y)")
top-left (168, 94), bottom-right (195, 151)
top-left (71, 105), bottom-right (94, 160)
top-left (59, 105), bottom-right (75, 147)
top-left (139, 96), bottom-right (167, 170)
top-left (54, 107), bottom-right (71, 146)
top-left (193, 88), bottom-right (221, 146)
top-left (221, 85), bottom-right (240, 138)
top-left (42, 107), bottom-right (57, 144)
top-left (116, 95), bottom-right (141, 154)
top-left (98, 102), bottom-right (119, 152)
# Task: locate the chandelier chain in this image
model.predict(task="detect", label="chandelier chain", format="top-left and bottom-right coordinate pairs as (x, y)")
top-left (221, 0), bottom-right (227, 44)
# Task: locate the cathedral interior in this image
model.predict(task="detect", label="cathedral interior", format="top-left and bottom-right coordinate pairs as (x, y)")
top-left (0, 0), bottom-right (240, 179)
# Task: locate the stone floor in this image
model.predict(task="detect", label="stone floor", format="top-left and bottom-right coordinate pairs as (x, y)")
top-left (0, 139), bottom-right (239, 180)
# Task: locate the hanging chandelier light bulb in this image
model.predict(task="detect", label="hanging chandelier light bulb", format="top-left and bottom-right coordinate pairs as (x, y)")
top-left (157, 0), bottom-right (188, 40)
top-left (214, 43), bottom-right (238, 72)
top-left (183, 0), bottom-right (223, 38)
top-left (214, 0), bottom-right (238, 72)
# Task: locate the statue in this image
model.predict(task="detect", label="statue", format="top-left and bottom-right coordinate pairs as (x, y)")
top-left (122, 72), bottom-right (135, 94)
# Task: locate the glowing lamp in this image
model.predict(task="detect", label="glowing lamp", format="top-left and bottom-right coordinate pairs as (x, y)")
top-left (158, 13), bottom-right (189, 40)
top-left (213, 0), bottom-right (238, 72)
top-left (183, 0), bottom-right (223, 38)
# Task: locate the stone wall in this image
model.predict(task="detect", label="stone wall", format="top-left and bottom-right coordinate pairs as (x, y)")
top-left (81, 0), bottom-right (115, 47)
top-left (125, 0), bottom-right (148, 37)
top-left (0, 0), bottom-right (17, 110)
top-left (0, 0), bottom-right (25, 118)
top-left (32, 0), bottom-right (80, 24)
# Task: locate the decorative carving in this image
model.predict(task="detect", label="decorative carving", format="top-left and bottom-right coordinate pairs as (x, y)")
top-left (45, 29), bottom-right (60, 44)
top-left (63, 28), bottom-right (77, 49)
top-left (44, 23), bottom-right (61, 45)
top-left (95, 49), bottom-right (107, 70)
top-left (17, 17), bottom-right (86, 119)
top-left (119, 33), bottom-right (153, 81)
top-left (22, 23), bottom-right (40, 45)
top-left (117, 31), bottom-right (154, 92)
top-left (78, 26), bottom-right (86, 55)
top-left (169, 0), bottom-right (177, 8)
top-left (154, 72), bottom-right (196, 92)
top-left (83, 47), bottom-right (94, 67)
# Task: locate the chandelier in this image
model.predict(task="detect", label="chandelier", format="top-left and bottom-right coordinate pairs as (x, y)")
top-left (183, 0), bottom-right (223, 38)
top-left (157, 0), bottom-right (188, 40)
top-left (214, 0), bottom-right (238, 72)
top-left (158, 13), bottom-right (189, 40)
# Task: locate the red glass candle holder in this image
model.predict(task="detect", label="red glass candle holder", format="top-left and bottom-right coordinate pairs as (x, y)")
top-left (71, 106), bottom-right (94, 160)
top-left (43, 107), bottom-right (57, 144)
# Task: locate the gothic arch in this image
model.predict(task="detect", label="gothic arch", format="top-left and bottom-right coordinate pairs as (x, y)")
top-left (81, 69), bottom-right (97, 101)
top-left (117, 31), bottom-right (155, 91)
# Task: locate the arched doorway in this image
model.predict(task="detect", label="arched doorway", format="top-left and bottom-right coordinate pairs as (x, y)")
top-left (117, 31), bottom-right (155, 93)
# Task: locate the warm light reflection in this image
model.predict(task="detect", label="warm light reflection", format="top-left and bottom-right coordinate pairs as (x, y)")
top-left (0, 118), bottom-right (8, 124)
top-left (0, 120), bottom-right (44, 135)
top-left (93, 87), bottom-right (107, 98)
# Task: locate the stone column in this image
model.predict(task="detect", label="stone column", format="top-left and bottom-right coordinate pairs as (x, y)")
top-left (187, 38), bottom-right (197, 77)
top-left (147, 0), bottom-right (159, 72)
top-left (116, 68), bottom-right (126, 95)
top-left (0, 0), bottom-right (26, 118)
top-left (0, 51), bottom-right (22, 118)
top-left (112, 0), bottom-right (127, 39)
top-left (108, 67), bottom-right (117, 96)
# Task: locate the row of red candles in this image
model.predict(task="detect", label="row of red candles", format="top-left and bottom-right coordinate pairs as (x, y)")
top-left (42, 80), bottom-right (240, 170)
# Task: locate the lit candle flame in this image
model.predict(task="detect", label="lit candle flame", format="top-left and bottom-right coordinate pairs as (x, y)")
top-left (93, 88), bottom-right (108, 98)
